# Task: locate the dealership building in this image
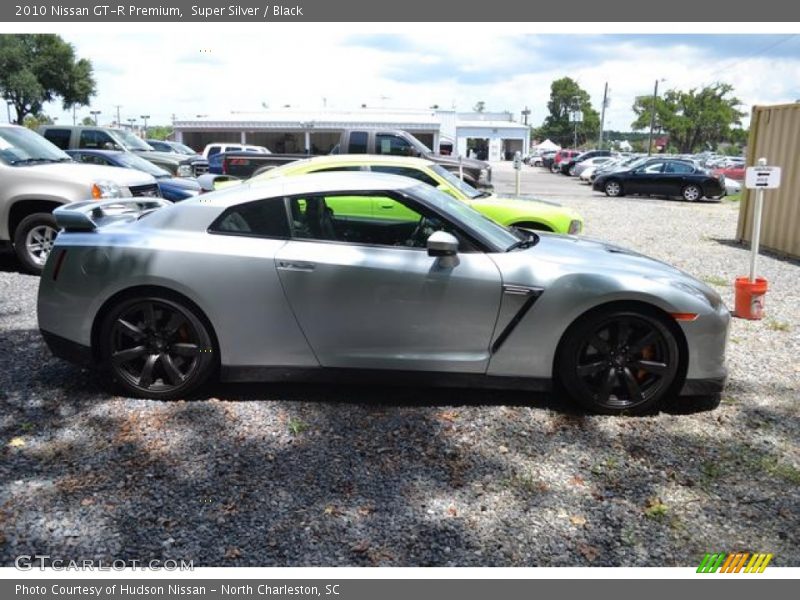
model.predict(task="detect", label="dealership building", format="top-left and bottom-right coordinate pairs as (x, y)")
top-left (172, 108), bottom-right (530, 161)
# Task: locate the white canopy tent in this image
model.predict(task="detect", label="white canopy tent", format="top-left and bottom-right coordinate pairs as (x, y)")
top-left (532, 138), bottom-right (561, 152)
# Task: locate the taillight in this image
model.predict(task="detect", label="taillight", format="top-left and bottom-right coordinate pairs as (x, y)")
top-left (52, 249), bottom-right (67, 281)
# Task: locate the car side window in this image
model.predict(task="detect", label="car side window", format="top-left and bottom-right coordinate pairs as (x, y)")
top-left (376, 134), bottom-right (413, 156)
top-left (665, 162), bottom-right (694, 174)
top-left (79, 130), bottom-right (116, 150)
top-left (348, 132), bottom-right (368, 154)
top-left (642, 162), bottom-right (664, 174)
top-left (43, 128), bottom-right (71, 150)
top-left (370, 165), bottom-right (438, 187)
top-left (78, 154), bottom-right (111, 166)
top-left (207, 146), bottom-right (221, 157)
top-left (287, 193), bottom-right (474, 251)
top-left (309, 166), bottom-right (364, 173)
top-left (209, 198), bottom-right (290, 239)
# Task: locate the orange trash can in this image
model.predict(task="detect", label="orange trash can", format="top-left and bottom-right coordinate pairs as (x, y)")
top-left (734, 277), bottom-right (768, 320)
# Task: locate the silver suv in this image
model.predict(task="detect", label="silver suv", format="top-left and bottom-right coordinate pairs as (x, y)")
top-left (0, 124), bottom-right (160, 273)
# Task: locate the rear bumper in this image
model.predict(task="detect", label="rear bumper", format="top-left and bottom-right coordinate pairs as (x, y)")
top-left (40, 330), bottom-right (95, 367)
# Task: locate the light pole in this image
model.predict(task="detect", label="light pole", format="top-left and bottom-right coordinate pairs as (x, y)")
top-left (90, 110), bottom-right (101, 125)
top-left (647, 79), bottom-right (666, 156)
top-left (127, 118), bottom-right (136, 132)
top-left (6, 101), bottom-right (12, 123)
top-left (115, 105), bottom-right (122, 127)
top-left (140, 114), bottom-right (150, 137)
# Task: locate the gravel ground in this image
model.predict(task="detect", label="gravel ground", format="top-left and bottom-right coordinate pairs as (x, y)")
top-left (1, 164), bottom-right (798, 567)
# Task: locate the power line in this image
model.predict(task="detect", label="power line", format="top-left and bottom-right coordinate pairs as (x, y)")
top-left (704, 34), bottom-right (798, 83)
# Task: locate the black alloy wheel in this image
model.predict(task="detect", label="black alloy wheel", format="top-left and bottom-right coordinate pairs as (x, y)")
top-left (101, 296), bottom-right (215, 399)
top-left (558, 309), bottom-right (681, 414)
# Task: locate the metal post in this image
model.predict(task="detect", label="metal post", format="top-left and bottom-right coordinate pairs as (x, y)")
top-left (749, 157), bottom-right (767, 282)
top-left (459, 155), bottom-right (464, 181)
top-left (515, 166), bottom-right (521, 198)
top-left (647, 79), bottom-right (659, 156)
top-left (598, 82), bottom-right (608, 149)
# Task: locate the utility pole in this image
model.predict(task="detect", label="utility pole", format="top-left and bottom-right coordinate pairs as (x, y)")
top-left (598, 82), bottom-right (608, 149)
top-left (115, 105), bottom-right (122, 127)
top-left (521, 106), bottom-right (530, 126)
top-left (647, 79), bottom-right (662, 156)
top-left (6, 101), bottom-right (11, 123)
top-left (72, 104), bottom-right (77, 125)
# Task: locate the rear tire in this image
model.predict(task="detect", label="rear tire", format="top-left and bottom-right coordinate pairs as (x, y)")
top-left (13, 212), bottom-right (59, 275)
top-left (99, 295), bottom-right (216, 399)
top-left (557, 307), bottom-right (682, 415)
top-left (682, 184), bottom-right (702, 202)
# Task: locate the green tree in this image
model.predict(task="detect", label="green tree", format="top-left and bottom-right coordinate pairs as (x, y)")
top-left (146, 125), bottom-right (173, 141)
top-left (0, 34), bottom-right (96, 125)
top-left (538, 77), bottom-right (600, 148)
top-left (81, 115), bottom-right (95, 126)
top-left (631, 83), bottom-right (745, 153)
top-left (22, 113), bottom-right (54, 130)
top-left (473, 100), bottom-right (486, 113)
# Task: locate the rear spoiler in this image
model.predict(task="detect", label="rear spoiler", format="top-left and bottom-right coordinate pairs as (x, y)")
top-left (53, 198), bottom-right (172, 232)
top-left (197, 173), bottom-right (241, 192)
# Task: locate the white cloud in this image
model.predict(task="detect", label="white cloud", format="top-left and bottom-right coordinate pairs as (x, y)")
top-left (33, 32), bottom-right (800, 130)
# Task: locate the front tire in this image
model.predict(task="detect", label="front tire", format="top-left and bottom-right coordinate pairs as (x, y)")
top-left (13, 212), bottom-right (59, 274)
top-left (604, 180), bottom-right (623, 197)
top-left (557, 308), bottom-right (682, 415)
top-left (99, 296), bottom-right (216, 399)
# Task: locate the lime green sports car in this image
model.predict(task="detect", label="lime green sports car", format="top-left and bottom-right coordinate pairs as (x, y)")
top-left (214, 155), bottom-right (584, 235)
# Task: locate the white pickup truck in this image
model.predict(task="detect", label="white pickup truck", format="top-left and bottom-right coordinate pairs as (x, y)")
top-left (0, 124), bottom-right (160, 273)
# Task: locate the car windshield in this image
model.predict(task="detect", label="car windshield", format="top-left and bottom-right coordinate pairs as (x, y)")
top-left (0, 126), bottom-right (71, 165)
top-left (113, 129), bottom-right (153, 151)
top-left (172, 143), bottom-right (197, 155)
top-left (114, 152), bottom-right (171, 177)
top-left (409, 183), bottom-right (520, 251)
top-left (430, 164), bottom-right (483, 199)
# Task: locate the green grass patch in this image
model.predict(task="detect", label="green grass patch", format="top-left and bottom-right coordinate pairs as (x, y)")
top-left (702, 275), bottom-right (730, 287)
top-left (287, 417), bottom-right (309, 436)
top-left (766, 319), bottom-right (791, 332)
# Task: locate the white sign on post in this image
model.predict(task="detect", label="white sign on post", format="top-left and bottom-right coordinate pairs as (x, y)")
top-left (745, 165), bottom-right (781, 189)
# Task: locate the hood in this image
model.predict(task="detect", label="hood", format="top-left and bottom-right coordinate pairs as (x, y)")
top-left (470, 195), bottom-right (575, 218)
top-left (17, 162), bottom-right (156, 187)
top-left (159, 177), bottom-right (201, 191)
top-left (133, 150), bottom-right (203, 165)
top-left (526, 234), bottom-right (722, 306)
top-left (426, 153), bottom-right (488, 171)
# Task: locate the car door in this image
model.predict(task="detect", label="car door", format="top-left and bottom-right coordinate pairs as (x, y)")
top-left (662, 161), bottom-right (696, 194)
top-left (274, 191), bottom-right (503, 373)
top-left (627, 161), bottom-right (665, 195)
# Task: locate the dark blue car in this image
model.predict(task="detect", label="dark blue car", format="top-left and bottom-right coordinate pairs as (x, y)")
top-left (66, 149), bottom-right (201, 202)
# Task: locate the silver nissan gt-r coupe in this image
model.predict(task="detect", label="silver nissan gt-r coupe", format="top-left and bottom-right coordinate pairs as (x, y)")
top-left (37, 172), bottom-right (730, 414)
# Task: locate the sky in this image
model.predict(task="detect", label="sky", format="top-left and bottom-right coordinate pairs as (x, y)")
top-left (37, 32), bottom-right (800, 132)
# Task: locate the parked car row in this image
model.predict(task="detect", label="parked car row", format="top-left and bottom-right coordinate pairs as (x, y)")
top-left (534, 148), bottom-right (731, 202)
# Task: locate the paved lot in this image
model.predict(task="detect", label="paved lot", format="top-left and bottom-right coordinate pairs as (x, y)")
top-left (0, 166), bottom-right (798, 567)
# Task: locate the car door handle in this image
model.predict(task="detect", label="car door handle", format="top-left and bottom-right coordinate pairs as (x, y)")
top-left (378, 203), bottom-right (395, 209)
top-left (277, 261), bottom-right (316, 272)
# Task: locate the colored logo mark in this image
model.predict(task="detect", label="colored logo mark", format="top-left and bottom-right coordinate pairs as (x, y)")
top-left (697, 552), bottom-right (773, 573)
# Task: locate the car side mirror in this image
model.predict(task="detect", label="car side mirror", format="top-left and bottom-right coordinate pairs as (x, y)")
top-left (427, 230), bottom-right (458, 257)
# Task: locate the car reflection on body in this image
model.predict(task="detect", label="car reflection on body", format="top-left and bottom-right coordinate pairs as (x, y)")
top-left (38, 172), bottom-right (729, 414)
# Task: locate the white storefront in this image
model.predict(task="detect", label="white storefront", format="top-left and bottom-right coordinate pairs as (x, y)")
top-left (173, 108), bottom-right (529, 160)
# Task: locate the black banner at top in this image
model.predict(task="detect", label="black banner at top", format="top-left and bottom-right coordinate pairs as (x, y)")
top-left (2, 0), bottom-right (800, 22)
